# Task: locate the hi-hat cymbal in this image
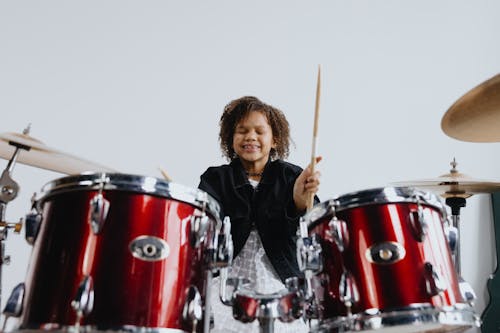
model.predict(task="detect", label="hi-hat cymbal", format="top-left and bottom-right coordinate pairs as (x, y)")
top-left (442, 73), bottom-right (500, 142)
top-left (392, 159), bottom-right (500, 198)
top-left (0, 131), bottom-right (117, 174)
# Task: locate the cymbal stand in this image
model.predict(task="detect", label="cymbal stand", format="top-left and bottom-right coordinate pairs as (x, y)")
top-left (445, 197), bottom-right (466, 275)
top-left (0, 127), bottom-right (29, 310)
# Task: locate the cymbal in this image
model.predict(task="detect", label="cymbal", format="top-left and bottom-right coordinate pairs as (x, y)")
top-left (392, 159), bottom-right (500, 198)
top-left (0, 131), bottom-right (117, 174)
top-left (441, 73), bottom-right (500, 142)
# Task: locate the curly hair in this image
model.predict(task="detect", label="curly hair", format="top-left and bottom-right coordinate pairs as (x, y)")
top-left (219, 96), bottom-right (291, 161)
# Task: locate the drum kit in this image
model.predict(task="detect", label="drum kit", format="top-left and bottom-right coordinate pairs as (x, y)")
top-left (0, 73), bottom-right (498, 333)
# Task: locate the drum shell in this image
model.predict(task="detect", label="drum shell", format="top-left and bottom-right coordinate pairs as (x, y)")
top-left (20, 173), bottom-right (218, 332)
top-left (308, 188), bottom-right (463, 318)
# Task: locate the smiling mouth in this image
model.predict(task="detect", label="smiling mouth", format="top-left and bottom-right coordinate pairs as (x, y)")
top-left (242, 144), bottom-right (260, 151)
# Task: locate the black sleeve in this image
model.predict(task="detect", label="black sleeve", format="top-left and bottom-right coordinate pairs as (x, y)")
top-left (198, 168), bottom-right (225, 219)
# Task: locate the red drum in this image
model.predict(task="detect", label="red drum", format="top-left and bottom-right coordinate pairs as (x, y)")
top-left (18, 173), bottom-right (222, 333)
top-left (303, 187), bottom-right (479, 332)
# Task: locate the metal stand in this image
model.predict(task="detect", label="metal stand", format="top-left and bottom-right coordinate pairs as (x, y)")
top-left (445, 197), bottom-right (466, 275)
top-left (0, 126), bottom-right (29, 312)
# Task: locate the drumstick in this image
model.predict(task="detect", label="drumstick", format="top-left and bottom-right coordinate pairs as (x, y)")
top-left (158, 167), bottom-right (173, 182)
top-left (306, 65), bottom-right (321, 211)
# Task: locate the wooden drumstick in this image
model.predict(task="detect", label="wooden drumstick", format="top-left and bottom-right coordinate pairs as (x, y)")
top-left (307, 65), bottom-right (321, 211)
top-left (158, 167), bottom-right (173, 182)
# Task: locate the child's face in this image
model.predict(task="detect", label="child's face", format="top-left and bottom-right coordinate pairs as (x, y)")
top-left (232, 111), bottom-right (276, 169)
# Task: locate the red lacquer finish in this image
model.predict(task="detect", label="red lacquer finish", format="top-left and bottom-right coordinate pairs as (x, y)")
top-left (309, 196), bottom-right (462, 319)
top-left (20, 182), bottom-right (216, 332)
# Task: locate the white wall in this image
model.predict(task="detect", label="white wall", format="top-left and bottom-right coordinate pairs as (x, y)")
top-left (1, 1), bottom-right (499, 332)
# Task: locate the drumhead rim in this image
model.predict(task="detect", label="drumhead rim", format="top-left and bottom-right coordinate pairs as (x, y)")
top-left (303, 186), bottom-right (446, 228)
top-left (37, 172), bottom-right (221, 221)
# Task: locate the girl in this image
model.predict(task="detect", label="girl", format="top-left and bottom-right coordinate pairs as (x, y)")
top-left (199, 96), bottom-right (321, 333)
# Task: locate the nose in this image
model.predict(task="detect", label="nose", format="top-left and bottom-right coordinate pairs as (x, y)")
top-left (244, 130), bottom-right (257, 141)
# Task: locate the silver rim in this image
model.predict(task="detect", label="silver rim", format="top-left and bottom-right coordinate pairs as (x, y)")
top-left (311, 305), bottom-right (480, 332)
top-left (37, 172), bottom-right (221, 223)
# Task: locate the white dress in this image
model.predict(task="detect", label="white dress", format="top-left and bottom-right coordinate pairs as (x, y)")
top-left (209, 179), bottom-right (308, 333)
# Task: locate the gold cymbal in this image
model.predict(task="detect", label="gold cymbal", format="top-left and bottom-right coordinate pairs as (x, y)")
top-left (0, 131), bottom-right (117, 174)
top-left (442, 73), bottom-right (500, 142)
top-left (392, 159), bottom-right (500, 198)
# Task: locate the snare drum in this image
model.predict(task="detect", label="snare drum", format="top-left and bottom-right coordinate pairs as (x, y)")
top-left (17, 173), bottom-right (222, 333)
top-left (302, 187), bottom-right (478, 332)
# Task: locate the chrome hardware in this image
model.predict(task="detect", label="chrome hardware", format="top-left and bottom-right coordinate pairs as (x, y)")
top-left (71, 275), bottom-right (94, 317)
top-left (209, 216), bottom-right (233, 270)
top-left (327, 216), bottom-right (348, 252)
top-left (25, 213), bottom-right (41, 245)
top-left (424, 262), bottom-right (446, 296)
top-left (365, 242), bottom-right (406, 264)
top-left (458, 277), bottom-right (476, 304)
top-left (444, 223), bottom-right (458, 254)
top-left (339, 270), bottom-right (359, 315)
top-left (190, 210), bottom-right (209, 248)
top-left (408, 202), bottom-right (428, 242)
top-left (3, 282), bottom-right (24, 317)
top-left (182, 286), bottom-right (203, 333)
top-left (297, 234), bottom-right (323, 273)
top-left (129, 236), bottom-right (170, 261)
top-left (219, 267), bottom-right (250, 306)
top-left (89, 192), bottom-right (109, 234)
top-left (297, 232), bottom-right (322, 302)
top-left (1, 283), bottom-right (25, 333)
top-left (0, 170), bottom-right (19, 203)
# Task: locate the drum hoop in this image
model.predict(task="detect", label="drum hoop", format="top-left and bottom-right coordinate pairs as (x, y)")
top-left (304, 187), bottom-right (445, 228)
top-left (37, 172), bottom-right (221, 222)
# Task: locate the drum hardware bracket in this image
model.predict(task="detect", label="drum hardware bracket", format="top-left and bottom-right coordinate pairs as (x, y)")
top-left (297, 233), bottom-right (323, 302)
top-left (182, 285), bottom-right (203, 333)
top-left (424, 262), bottom-right (447, 296)
top-left (339, 270), bottom-right (360, 316)
top-left (89, 192), bottom-right (110, 234)
top-left (71, 275), bottom-right (94, 322)
top-left (408, 203), bottom-right (428, 242)
top-left (1, 282), bottom-right (25, 332)
top-left (190, 210), bottom-right (209, 248)
top-left (208, 216), bottom-right (233, 271)
top-left (327, 216), bottom-right (348, 252)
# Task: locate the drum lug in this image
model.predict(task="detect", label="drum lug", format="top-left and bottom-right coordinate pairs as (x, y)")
top-left (190, 210), bottom-right (209, 248)
top-left (25, 212), bottom-right (41, 245)
top-left (209, 216), bottom-right (233, 270)
top-left (458, 277), bottom-right (476, 304)
top-left (444, 223), bottom-right (458, 254)
top-left (182, 285), bottom-right (203, 332)
top-left (408, 205), bottom-right (428, 242)
top-left (424, 262), bottom-right (447, 296)
top-left (89, 193), bottom-right (109, 234)
top-left (339, 270), bottom-right (359, 315)
top-left (71, 275), bottom-right (94, 318)
top-left (327, 216), bottom-right (349, 252)
top-left (25, 193), bottom-right (42, 245)
top-left (2, 282), bottom-right (24, 318)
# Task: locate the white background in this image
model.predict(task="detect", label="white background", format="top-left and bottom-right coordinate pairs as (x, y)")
top-left (1, 1), bottom-right (500, 332)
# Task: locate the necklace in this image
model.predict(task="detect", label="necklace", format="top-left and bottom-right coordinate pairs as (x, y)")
top-left (245, 171), bottom-right (263, 177)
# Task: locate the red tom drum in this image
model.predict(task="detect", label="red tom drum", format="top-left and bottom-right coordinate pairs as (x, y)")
top-left (18, 173), bottom-right (222, 333)
top-left (303, 187), bottom-right (479, 332)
